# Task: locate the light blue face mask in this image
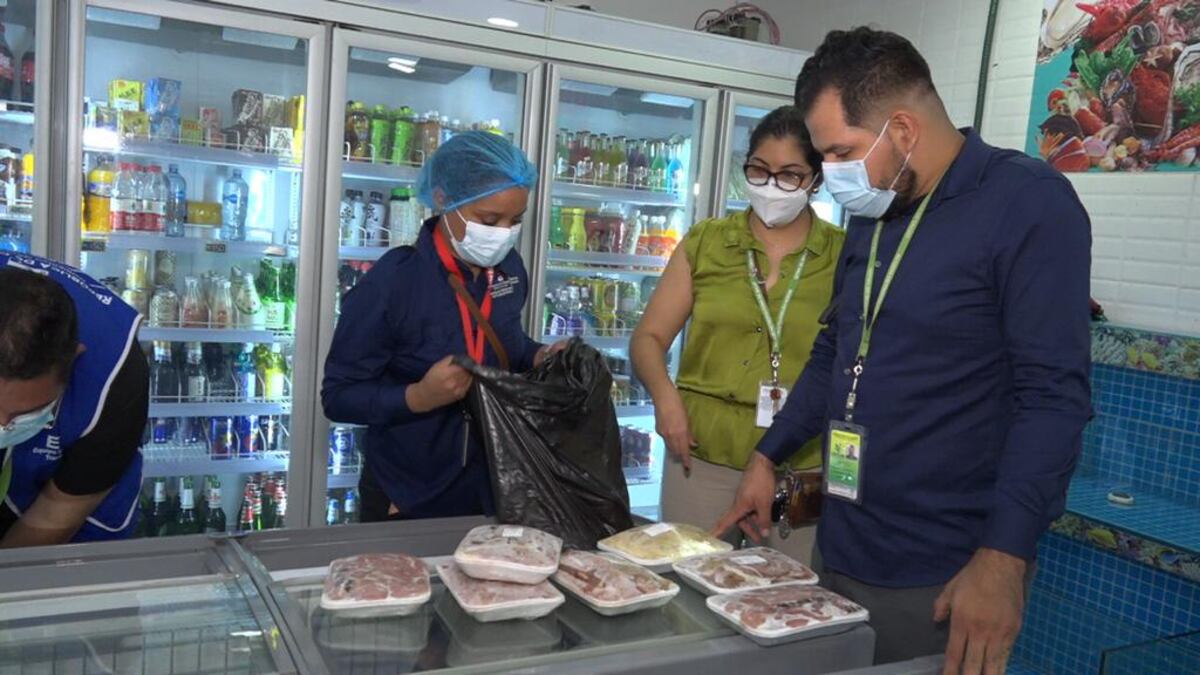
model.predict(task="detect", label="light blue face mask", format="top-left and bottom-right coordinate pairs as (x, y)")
top-left (0, 399), bottom-right (57, 449)
top-left (821, 119), bottom-right (911, 219)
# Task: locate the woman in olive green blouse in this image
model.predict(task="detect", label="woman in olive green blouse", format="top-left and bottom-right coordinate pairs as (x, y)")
top-left (631, 106), bottom-right (845, 563)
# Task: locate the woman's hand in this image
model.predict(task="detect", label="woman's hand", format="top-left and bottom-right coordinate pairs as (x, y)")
top-left (406, 356), bottom-right (473, 414)
top-left (533, 340), bottom-right (570, 368)
top-left (655, 388), bottom-right (698, 474)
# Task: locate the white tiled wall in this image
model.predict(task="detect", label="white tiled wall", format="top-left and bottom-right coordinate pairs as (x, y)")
top-left (981, 0), bottom-right (1200, 335)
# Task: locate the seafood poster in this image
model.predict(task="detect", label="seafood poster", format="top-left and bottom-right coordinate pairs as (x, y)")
top-left (1029, 0), bottom-right (1200, 172)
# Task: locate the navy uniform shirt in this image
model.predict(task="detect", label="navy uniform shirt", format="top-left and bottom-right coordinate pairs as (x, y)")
top-left (322, 218), bottom-right (541, 517)
top-left (759, 130), bottom-right (1092, 587)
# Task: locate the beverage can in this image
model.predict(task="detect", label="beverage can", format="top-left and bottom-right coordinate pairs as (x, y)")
top-left (209, 417), bottom-right (235, 460)
top-left (236, 415), bottom-right (261, 458)
top-left (260, 416), bottom-right (282, 453)
top-left (151, 417), bottom-right (173, 444)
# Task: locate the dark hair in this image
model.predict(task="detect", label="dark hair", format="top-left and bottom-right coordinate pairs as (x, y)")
top-left (794, 27), bottom-right (935, 126)
top-left (0, 268), bottom-right (79, 381)
top-left (748, 106), bottom-right (823, 179)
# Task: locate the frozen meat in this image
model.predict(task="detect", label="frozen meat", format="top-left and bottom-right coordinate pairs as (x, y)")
top-left (673, 547), bottom-right (817, 595)
top-left (320, 553), bottom-right (431, 617)
top-left (706, 585), bottom-right (868, 646)
top-left (553, 550), bottom-right (678, 615)
top-left (454, 524), bottom-right (562, 584)
top-left (437, 562), bottom-right (564, 622)
top-left (597, 522), bottom-right (733, 569)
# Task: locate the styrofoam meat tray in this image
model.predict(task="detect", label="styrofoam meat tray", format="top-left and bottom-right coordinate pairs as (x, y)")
top-left (672, 547), bottom-right (818, 596)
top-left (597, 522), bottom-right (733, 572)
top-left (454, 524), bottom-right (563, 585)
top-left (552, 550), bottom-right (679, 616)
top-left (319, 553), bottom-right (432, 618)
top-left (706, 585), bottom-right (869, 647)
top-left (436, 562), bottom-right (565, 623)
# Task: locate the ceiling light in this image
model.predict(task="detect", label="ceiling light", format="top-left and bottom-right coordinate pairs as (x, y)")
top-left (222, 27), bottom-right (299, 51)
top-left (87, 7), bottom-right (161, 30)
top-left (639, 92), bottom-right (696, 109)
top-left (388, 63), bottom-right (416, 74)
top-left (560, 81), bottom-right (619, 96)
top-left (387, 56), bottom-right (418, 66)
top-left (487, 17), bottom-right (520, 29)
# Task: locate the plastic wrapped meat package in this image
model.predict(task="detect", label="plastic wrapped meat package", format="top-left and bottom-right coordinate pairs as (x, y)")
top-left (597, 522), bottom-right (733, 571)
top-left (454, 524), bottom-right (563, 584)
top-left (320, 553), bottom-right (432, 618)
top-left (706, 586), bottom-right (869, 646)
top-left (672, 547), bottom-right (818, 595)
top-left (552, 550), bottom-right (679, 616)
top-left (437, 562), bottom-right (565, 623)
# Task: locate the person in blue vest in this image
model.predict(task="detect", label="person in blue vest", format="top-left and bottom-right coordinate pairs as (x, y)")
top-left (323, 131), bottom-right (563, 522)
top-left (0, 252), bottom-right (147, 547)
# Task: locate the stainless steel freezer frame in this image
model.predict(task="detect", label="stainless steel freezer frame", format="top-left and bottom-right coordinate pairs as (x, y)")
top-left (312, 27), bottom-right (548, 528)
top-left (41, 0), bottom-right (807, 528)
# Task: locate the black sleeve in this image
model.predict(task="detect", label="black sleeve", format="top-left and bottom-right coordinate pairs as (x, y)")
top-left (52, 346), bottom-right (149, 496)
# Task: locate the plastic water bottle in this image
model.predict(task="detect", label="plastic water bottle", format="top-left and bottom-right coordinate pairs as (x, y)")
top-left (165, 164), bottom-right (188, 238)
top-left (221, 169), bottom-right (249, 241)
top-left (364, 191), bottom-right (386, 246)
top-left (140, 165), bottom-right (167, 233)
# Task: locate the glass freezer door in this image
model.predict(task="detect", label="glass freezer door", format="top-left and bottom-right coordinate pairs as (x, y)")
top-left (69, 1), bottom-right (326, 538)
top-left (721, 92), bottom-right (843, 226)
top-left (537, 66), bottom-right (718, 519)
top-left (0, 1), bottom-right (44, 255)
top-left (316, 29), bottom-right (543, 527)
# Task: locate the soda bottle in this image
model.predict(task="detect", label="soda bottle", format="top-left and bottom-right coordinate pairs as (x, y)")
top-left (390, 106), bottom-right (415, 165)
top-left (650, 141), bottom-right (668, 192)
top-left (326, 498), bottom-right (340, 527)
top-left (205, 479), bottom-right (227, 533)
top-left (184, 341), bottom-right (207, 402)
top-left (261, 475), bottom-right (276, 527)
top-left (252, 487), bottom-right (264, 530)
top-left (611, 135), bottom-right (629, 188)
top-left (165, 164), bottom-right (187, 238)
top-left (281, 261), bottom-right (297, 332)
top-left (554, 129), bottom-right (569, 178)
top-left (237, 488), bottom-right (255, 533)
top-left (235, 343), bottom-right (259, 401)
top-left (141, 165), bottom-right (167, 233)
top-left (343, 489), bottom-right (358, 525)
top-left (19, 48), bottom-right (33, 104)
top-left (257, 260), bottom-right (286, 331)
top-left (261, 343), bottom-right (287, 400)
top-left (666, 137), bottom-right (686, 197)
top-left (20, 152), bottom-right (32, 203)
top-left (165, 477), bottom-right (200, 536)
top-left (205, 344), bottom-right (237, 399)
top-left (234, 270), bottom-right (263, 329)
top-left (85, 155), bottom-right (115, 233)
top-left (349, 190), bottom-right (366, 246)
top-left (365, 190), bottom-right (386, 246)
top-left (108, 162), bottom-right (138, 232)
top-left (146, 478), bottom-right (168, 537)
top-left (210, 278), bottom-right (233, 329)
top-left (0, 25), bottom-right (13, 101)
top-left (271, 482), bottom-right (287, 529)
top-left (345, 101), bottom-right (371, 160)
top-left (369, 104), bottom-right (392, 163)
top-left (150, 340), bottom-right (180, 402)
top-left (221, 169), bottom-right (249, 241)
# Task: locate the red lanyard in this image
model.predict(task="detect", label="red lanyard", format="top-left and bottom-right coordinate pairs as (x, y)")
top-left (434, 225), bottom-right (494, 363)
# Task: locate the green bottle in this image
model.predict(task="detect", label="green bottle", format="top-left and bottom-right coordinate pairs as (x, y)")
top-left (390, 106), bottom-right (415, 165)
top-left (369, 105), bottom-right (393, 164)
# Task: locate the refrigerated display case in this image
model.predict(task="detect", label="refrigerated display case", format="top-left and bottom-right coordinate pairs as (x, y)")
top-left (533, 67), bottom-right (716, 519)
top-left (717, 92), bottom-right (843, 225)
top-left (315, 29), bottom-right (545, 526)
top-left (0, 1), bottom-right (47, 255)
top-left (65, 0), bottom-right (326, 538)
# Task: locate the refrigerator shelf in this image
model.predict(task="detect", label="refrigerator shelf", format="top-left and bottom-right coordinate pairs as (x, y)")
top-left (552, 180), bottom-right (685, 207)
top-left (546, 249), bottom-right (667, 270)
top-left (142, 453), bottom-right (290, 479)
top-left (341, 158), bottom-right (422, 183)
top-left (148, 401), bottom-right (292, 417)
top-left (0, 100), bottom-right (35, 125)
top-left (82, 232), bottom-right (296, 258)
top-left (83, 136), bottom-right (302, 173)
top-left (327, 472), bottom-right (361, 490)
top-left (616, 405), bottom-right (655, 417)
top-left (0, 205), bottom-right (33, 222)
top-left (338, 244), bottom-right (393, 261)
top-left (138, 326), bottom-right (295, 344)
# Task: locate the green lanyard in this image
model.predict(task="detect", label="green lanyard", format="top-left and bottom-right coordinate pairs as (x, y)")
top-left (845, 178), bottom-right (941, 422)
top-left (747, 249), bottom-right (809, 387)
top-left (0, 448), bottom-right (11, 507)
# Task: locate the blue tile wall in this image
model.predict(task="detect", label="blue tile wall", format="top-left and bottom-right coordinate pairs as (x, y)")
top-left (1012, 533), bottom-right (1200, 674)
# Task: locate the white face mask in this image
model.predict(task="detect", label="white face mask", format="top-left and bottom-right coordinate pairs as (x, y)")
top-left (822, 119), bottom-right (911, 219)
top-left (0, 398), bottom-right (57, 449)
top-left (746, 176), bottom-right (814, 228)
top-left (446, 209), bottom-right (521, 268)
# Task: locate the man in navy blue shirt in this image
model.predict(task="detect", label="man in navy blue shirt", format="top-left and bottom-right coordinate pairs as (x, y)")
top-left (323, 132), bottom-right (557, 522)
top-left (715, 28), bottom-right (1091, 672)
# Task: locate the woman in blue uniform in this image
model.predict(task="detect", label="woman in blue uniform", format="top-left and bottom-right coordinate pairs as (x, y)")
top-left (322, 131), bottom-right (557, 521)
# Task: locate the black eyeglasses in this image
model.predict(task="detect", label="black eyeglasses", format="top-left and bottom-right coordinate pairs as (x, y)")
top-left (743, 163), bottom-right (815, 192)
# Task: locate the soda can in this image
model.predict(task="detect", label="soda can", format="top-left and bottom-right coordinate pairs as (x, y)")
top-left (125, 249), bottom-right (150, 290)
top-left (151, 417), bottom-right (174, 444)
top-left (236, 415), bottom-right (261, 458)
top-left (182, 417), bottom-right (204, 444)
top-left (260, 416), bottom-right (281, 453)
top-left (209, 417), bottom-right (235, 459)
top-left (329, 426), bottom-right (353, 474)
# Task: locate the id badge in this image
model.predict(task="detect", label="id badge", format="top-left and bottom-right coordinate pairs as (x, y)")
top-left (756, 381), bottom-right (788, 428)
top-left (824, 420), bottom-right (866, 504)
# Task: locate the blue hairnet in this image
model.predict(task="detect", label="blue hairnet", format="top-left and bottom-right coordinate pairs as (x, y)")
top-left (416, 131), bottom-right (538, 212)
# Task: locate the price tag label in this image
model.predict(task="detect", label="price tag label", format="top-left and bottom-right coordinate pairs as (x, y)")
top-left (81, 239), bottom-right (106, 253)
top-left (501, 527), bottom-right (524, 538)
top-left (205, 242), bottom-right (227, 254)
top-left (643, 523), bottom-right (674, 538)
top-left (732, 555), bottom-right (767, 566)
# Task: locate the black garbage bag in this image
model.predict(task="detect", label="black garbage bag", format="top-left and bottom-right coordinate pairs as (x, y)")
top-left (455, 339), bottom-right (633, 549)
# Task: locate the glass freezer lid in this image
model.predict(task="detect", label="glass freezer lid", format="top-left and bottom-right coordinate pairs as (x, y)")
top-left (276, 568), bottom-right (732, 673)
top-left (0, 575), bottom-right (283, 674)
